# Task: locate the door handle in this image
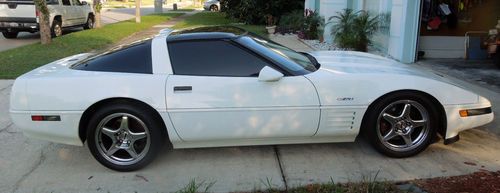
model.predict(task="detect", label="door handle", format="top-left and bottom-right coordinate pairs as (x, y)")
top-left (173, 86), bottom-right (192, 92)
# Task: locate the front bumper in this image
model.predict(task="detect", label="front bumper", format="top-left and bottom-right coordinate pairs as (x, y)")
top-left (443, 96), bottom-right (494, 140)
top-left (10, 110), bottom-right (84, 146)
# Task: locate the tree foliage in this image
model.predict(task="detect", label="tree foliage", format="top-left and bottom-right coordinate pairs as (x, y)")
top-left (220, 0), bottom-right (304, 25)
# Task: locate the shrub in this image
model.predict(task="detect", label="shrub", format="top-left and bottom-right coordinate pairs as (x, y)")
top-left (277, 10), bottom-right (304, 34)
top-left (220, 0), bottom-right (304, 25)
top-left (301, 9), bottom-right (324, 40)
top-left (328, 9), bottom-right (379, 52)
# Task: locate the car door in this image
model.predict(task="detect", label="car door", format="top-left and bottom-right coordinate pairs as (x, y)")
top-left (165, 39), bottom-right (320, 141)
top-left (71, 0), bottom-right (86, 24)
top-left (60, 0), bottom-right (74, 26)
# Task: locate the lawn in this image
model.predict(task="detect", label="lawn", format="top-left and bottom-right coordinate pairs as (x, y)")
top-left (172, 12), bottom-right (267, 37)
top-left (0, 13), bottom-right (182, 79)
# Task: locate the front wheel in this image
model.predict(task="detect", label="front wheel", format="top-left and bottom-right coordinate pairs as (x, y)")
top-left (210, 5), bottom-right (218, 12)
top-left (83, 16), bottom-right (94, 30)
top-left (86, 104), bottom-right (164, 171)
top-left (363, 92), bottom-right (437, 158)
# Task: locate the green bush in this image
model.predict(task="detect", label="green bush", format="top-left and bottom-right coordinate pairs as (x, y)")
top-left (328, 9), bottom-right (379, 52)
top-left (301, 9), bottom-right (324, 40)
top-left (220, 0), bottom-right (304, 25)
top-left (277, 10), bottom-right (304, 33)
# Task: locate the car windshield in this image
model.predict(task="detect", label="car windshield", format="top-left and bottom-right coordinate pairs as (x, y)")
top-left (236, 34), bottom-right (319, 75)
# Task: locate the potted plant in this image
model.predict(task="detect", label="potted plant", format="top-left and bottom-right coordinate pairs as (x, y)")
top-left (265, 14), bottom-right (277, 34)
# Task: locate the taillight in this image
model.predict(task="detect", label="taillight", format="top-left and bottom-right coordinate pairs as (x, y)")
top-left (35, 10), bottom-right (40, 17)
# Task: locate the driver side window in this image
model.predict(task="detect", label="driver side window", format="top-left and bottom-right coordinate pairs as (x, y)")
top-left (168, 40), bottom-right (272, 77)
top-left (62, 0), bottom-right (71, 5)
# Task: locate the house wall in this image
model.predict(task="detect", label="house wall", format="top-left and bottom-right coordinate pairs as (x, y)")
top-left (307, 0), bottom-right (421, 63)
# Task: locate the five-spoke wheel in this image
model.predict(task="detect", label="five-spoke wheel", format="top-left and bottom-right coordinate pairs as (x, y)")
top-left (87, 103), bottom-right (165, 171)
top-left (364, 92), bottom-right (437, 157)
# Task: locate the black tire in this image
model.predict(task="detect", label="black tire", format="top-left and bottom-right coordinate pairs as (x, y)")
top-left (362, 91), bottom-right (438, 158)
top-left (86, 103), bottom-right (165, 171)
top-left (2, 31), bottom-right (18, 39)
top-left (83, 15), bottom-right (94, 30)
top-left (51, 19), bottom-right (62, 37)
top-left (210, 5), bottom-right (218, 12)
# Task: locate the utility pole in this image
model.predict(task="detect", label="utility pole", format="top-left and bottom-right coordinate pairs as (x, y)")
top-left (135, 0), bottom-right (141, 23)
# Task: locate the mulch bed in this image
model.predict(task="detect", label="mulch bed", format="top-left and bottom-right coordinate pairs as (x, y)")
top-left (413, 170), bottom-right (500, 193)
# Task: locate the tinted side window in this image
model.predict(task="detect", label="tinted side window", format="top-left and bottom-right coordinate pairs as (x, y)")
top-left (168, 40), bottom-right (269, 77)
top-left (72, 40), bottom-right (152, 74)
top-left (62, 0), bottom-right (70, 5)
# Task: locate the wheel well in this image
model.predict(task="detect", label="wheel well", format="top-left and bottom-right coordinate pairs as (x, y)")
top-left (360, 89), bottom-right (447, 139)
top-left (53, 15), bottom-right (62, 23)
top-left (88, 13), bottom-right (94, 20)
top-left (78, 98), bottom-right (169, 144)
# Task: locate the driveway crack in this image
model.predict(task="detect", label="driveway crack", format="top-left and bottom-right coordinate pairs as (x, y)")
top-left (0, 123), bottom-right (13, 133)
top-left (273, 145), bottom-right (288, 191)
top-left (11, 146), bottom-right (47, 193)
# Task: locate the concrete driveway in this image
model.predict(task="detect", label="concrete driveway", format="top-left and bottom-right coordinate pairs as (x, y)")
top-left (0, 7), bottom-right (181, 52)
top-left (1, 70), bottom-right (499, 192)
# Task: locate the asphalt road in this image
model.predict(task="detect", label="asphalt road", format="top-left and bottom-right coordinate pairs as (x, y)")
top-left (0, 66), bottom-right (499, 192)
top-left (0, 7), bottom-right (177, 52)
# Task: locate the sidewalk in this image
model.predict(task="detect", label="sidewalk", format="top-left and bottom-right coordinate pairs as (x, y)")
top-left (269, 34), bottom-right (315, 52)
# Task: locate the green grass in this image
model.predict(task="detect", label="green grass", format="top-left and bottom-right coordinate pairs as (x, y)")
top-left (173, 12), bottom-right (267, 37)
top-left (0, 13), bottom-right (182, 79)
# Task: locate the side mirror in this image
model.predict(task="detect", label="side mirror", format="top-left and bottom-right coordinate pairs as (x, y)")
top-left (81, 1), bottom-right (87, 5)
top-left (258, 66), bottom-right (283, 82)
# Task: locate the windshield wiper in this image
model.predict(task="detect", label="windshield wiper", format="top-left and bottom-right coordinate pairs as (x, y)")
top-left (299, 52), bottom-right (320, 69)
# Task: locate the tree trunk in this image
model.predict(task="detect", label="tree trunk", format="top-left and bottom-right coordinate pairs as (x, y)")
top-left (34, 0), bottom-right (51, 44)
top-left (95, 12), bottom-right (102, 28)
top-left (93, 0), bottom-right (102, 28)
top-left (135, 0), bottom-right (141, 23)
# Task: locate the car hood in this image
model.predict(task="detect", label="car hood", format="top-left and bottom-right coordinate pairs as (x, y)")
top-left (304, 51), bottom-right (479, 106)
top-left (309, 51), bottom-right (460, 84)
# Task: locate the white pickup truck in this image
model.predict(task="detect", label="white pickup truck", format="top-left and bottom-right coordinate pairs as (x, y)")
top-left (0, 0), bottom-right (94, 39)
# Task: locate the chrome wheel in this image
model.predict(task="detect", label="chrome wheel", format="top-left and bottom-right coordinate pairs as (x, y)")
top-left (376, 100), bottom-right (430, 152)
top-left (95, 113), bottom-right (151, 166)
top-left (53, 23), bottom-right (62, 37)
top-left (86, 18), bottom-right (94, 29)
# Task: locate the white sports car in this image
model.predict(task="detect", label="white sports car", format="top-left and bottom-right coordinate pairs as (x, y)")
top-left (10, 26), bottom-right (494, 171)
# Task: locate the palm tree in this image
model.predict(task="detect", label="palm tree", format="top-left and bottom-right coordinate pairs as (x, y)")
top-left (328, 9), bottom-right (379, 52)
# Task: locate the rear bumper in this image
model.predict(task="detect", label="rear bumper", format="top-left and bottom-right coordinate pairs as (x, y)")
top-left (0, 17), bottom-right (39, 32)
top-left (10, 110), bottom-right (84, 146)
top-left (444, 97), bottom-right (494, 141)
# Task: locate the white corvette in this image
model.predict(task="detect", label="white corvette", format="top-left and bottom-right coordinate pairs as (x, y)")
top-left (10, 26), bottom-right (493, 171)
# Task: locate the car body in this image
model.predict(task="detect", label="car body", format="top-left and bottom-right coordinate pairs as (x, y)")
top-left (0, 0), bottom-right (94, 38)
top-left (203, 0), bottom-right (219, 11)
top-left (9, 26), bottom-right (494, 171)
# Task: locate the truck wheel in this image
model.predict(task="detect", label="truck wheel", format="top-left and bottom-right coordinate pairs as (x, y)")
top-left (83, 16), bottom-right (94, 30)
top-left (51, 20), bottom-right (63, 37)
top-left (2, 31), bottom-right (19, 39)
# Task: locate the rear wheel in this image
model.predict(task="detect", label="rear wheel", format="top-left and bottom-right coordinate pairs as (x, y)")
top-left (2, 31), bottom-right (18, 39)
top-left (51, 20), bottom-right (62, 37)
top-left (86, 103), bottom-right (164, 171)
top-left (363, 92), bottom-right (437, 157)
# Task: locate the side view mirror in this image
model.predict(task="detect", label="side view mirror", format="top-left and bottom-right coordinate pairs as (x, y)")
top-left (258, 66), bottom-right (283, 82)
top-left (81, 1), bottom-right (87, 5)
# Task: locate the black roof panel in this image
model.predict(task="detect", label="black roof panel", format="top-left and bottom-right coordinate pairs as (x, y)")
top-left (167, 26), bottom-right (249, 42)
